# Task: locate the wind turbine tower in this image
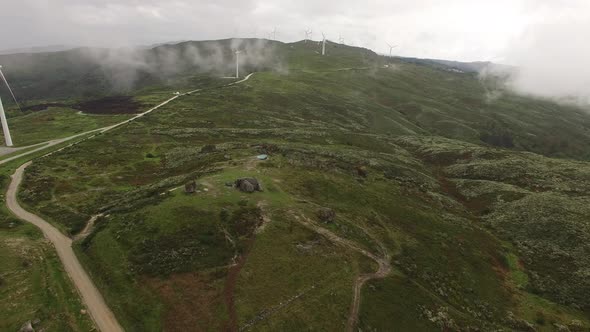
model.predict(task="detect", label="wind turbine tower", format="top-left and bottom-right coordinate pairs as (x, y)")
top-left (235, 50), bottom-right (242, 78)
top-left (386, 43), bottom-right (397, 56)
top-left (271, 27), bottom-right (277, 40)
top-left (322, 33), bottom-right (326, 55)
top-left (339, 34), bottom-right (345, 44)
top-left (0, 65), bottom-right (14, 147)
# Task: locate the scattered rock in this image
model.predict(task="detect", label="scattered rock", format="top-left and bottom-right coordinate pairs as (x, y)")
top-left (257, 154), bottom-right (268, 160)
top-left (506, 311), bottom-right (537, 332)
top-left (225, 182), bottom-right (234, 187)
top-left (568, 320), bottom-right (586, 332)
top-left (19, 321), bottom-right (34, 332)
top-left (224, 154), bottom-right (232, 160)
top-left (553, 324), bottom-right (570, 332)
top-left (317, 207), bottom-right (336, 223)
top-left (184, 180), bottom-right (197, 194)
top-left (235, 178), bottom-right (263, 193)
top-left (355, 165), bottom-right (368, 178)
top-left (80, 309), bottom-right (87, 315)
top-left (200, 144), bottom-right (217, 153)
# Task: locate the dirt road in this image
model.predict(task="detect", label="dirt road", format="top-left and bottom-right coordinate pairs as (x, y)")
top-left (7, 162), bottom-right (124, 332)
top-left (347, 254), bottom-right (391, 332)
top-left (295, 215), bottom-right (391, 332)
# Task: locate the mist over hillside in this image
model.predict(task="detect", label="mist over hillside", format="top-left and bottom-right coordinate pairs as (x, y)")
top-left (0, 39), bottom-right (283, 102)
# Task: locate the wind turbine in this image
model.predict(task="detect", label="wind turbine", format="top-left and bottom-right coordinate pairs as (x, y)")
top-left (386, 43), bottom-right (397, 56)
top-left (321, 33), bottom-right (326, 55)
top-left (304, 29), bottom-right (312, 42)
top-left (271, 27), bottom-right (277, 40)
top-left (234, 50), bottom-right (242, 78)
top-left (0, 65), bottom-right (15, 146)
top-left (339, 34), bottom-right (345, 44)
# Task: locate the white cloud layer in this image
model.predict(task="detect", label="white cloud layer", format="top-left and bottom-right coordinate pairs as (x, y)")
top-left (1, 0), bottom-right (589, 100)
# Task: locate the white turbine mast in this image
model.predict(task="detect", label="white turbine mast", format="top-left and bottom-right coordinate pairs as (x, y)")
top-left (235, 50), bottom-right (242, 78)
top-left (321, 33), bottom-right (326, 55)
top-left (339, 34), bottom-right (345, 44)
top-left (0, 65), bottom-right (15, 147)
top-left (386, 43), bottom-right (397, 56)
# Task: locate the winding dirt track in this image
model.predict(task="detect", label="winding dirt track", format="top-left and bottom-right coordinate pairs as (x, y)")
top-left (295, 215), bottom-right (391, 332)
top-left (7, 162), bottom-right (124, 332)
top-left (2, 73), bottom-right (256, 331)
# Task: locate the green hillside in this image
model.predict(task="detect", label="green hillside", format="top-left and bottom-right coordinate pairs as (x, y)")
top-left (3, 39), bottom-right (590, 331)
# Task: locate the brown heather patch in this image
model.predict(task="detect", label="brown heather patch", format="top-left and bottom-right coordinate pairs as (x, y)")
top-left (144, 272), bottom-right (226, 332)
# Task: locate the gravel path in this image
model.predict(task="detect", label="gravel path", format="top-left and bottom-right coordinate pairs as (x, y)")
top-left (7, 162), bottom-right (124, 332)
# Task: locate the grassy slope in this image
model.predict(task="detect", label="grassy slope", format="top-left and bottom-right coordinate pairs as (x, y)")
top-left (0, 107), bottom-right (129, 146)
top-left (7, 39), bottom-right (590, 331)
top-left (0, 224), bottom-right (94, 331)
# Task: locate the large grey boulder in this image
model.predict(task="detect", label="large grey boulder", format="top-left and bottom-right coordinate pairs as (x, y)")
top-left (235, 178), bottom-right (262, 193)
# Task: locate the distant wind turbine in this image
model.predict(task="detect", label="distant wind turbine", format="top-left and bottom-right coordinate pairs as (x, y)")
top-left (386, 43), bottom-right (397, 56)
top-left (339, 34), bottom-right (345, 44)
top-left (305, 29), bottom-right (312, 42)
top-left (271, 27), bottom-right (277, 40)
top-left (0, 65), bottom-right (15, 146)
top-left (322, 33), bottom-right (326, 55)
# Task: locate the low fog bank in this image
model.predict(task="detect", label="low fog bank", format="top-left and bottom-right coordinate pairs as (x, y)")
top-left (0, 38), bottom-right (282, 102)
top-left (497, 18), bottom-right (590, 106)
top-left (82, 38), bottom-right (282, 90)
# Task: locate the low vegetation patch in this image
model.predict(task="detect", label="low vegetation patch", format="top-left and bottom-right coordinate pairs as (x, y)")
top-left (74, 96), bottom-right (142, 114)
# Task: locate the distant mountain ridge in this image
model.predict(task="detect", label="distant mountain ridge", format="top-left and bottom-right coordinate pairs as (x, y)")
top-left (395, 56), bottom-right (514, 74)
top-left (0, 45), bottom-right (77, 55)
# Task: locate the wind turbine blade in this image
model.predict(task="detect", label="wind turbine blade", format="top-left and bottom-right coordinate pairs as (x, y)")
top-left (0, 68), bottom-right (22, 112)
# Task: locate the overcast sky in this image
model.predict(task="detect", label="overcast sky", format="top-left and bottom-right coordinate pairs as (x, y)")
top-left (0, 0), bottom-right (586, 62)
top-left (2, 0), bottom-right (590, 101)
